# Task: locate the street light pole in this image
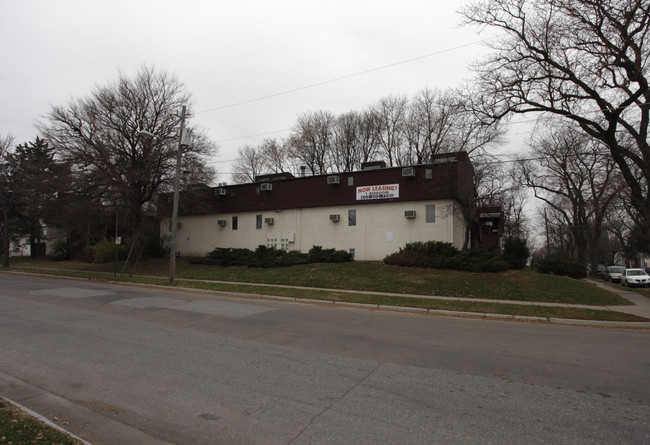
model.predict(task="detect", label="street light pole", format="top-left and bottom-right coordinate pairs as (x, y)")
top-left (169, 105), bottom-right (187, 285)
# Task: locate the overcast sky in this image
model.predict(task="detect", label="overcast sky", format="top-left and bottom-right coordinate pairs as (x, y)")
top-left (1, 0), bottom-right (524, 181)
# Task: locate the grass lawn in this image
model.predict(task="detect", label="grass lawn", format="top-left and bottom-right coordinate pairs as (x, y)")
top-left (612, 282), bottom-right (650, 300)
top-left (5, 256), bottom-right (647, 322)
top-left (0, 398), bottom-right (83, 445)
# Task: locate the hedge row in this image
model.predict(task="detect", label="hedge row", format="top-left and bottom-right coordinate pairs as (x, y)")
top-left (192, 245), bottom-right (353, 267)
top-left (536, 258), bottom-right (587, 279)
top-left (383, 241), bottom-right (510, 273)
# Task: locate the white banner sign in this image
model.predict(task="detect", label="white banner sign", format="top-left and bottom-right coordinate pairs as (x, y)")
top-left (356, 184), bottom-right (399, 200)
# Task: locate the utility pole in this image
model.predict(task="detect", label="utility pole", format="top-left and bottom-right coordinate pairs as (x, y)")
top-left (113, 213), bottom-right (118, 278)
top-left (169, 105), bottom-right (187, 285)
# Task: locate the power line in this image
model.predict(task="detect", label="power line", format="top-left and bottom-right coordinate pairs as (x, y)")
top-left (215, 128), bottom-right (291, 143)
top-left (482, 156), bottom-right (544, 165)
top-left (195, 39), bottom-right (491, 115)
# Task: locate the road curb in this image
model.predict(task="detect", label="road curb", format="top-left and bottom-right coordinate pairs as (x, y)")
top-left (2, 269), bottom-right (649, 328)
top-left (0, 371), bottom-right (173, 445)
top-left (1, 397), bottom-right (93, 445)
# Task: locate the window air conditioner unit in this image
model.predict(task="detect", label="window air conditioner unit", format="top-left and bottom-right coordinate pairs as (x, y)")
top-left (217, 219), bottom-right (227, 226)
top-left (265, 217), bottom-right (274, 224)
top-left (405, 210), bottom-right (416, 218)
top-left (327, 175), bottom-right (340, 185)
top-left (329, 214), bottom-right (340, 221)
top-left (216, 188), bottom-right (227, 196)
top-left (402, 167), bottom-right (416, 177)
top-left (260, 183), bottom-right (273, 191)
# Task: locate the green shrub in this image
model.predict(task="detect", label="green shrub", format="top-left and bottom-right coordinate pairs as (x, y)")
top-left (267, 249), bottom-right (310, 267)
top-left (537, 258), bottom-right (587, 279)
top-left (92, 238), bottom-right (128, 264)
top-left (206, 247), bottom-right (254, 266)
top-left (384, 241), bottom-right (461, 268)
top-left (249, 245), bottom-right (309, 267)
top-left (204, 246), bottom-right (305, 267)
top-left (452, 249), bottom-right (509, 273)
top-left (502, 237), bottom-right (530, 270)
top-left (50, 238), bottom-right (72, 261)
top-left (308, 246), bottom-right (353, 263)
top-left (384, 241), bottom-right (508, 273)
top-left (202, 245), bottom-right (351, 267)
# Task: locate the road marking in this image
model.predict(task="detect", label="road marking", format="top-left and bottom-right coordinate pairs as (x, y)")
top-left (110, 297), bottom-right (272, 317)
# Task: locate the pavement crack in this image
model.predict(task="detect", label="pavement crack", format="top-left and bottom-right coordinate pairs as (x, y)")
top-left (287, 362), bottom-right (382, 445)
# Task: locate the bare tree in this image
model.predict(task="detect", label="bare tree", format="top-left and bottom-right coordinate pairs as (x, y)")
top-left (404, 88), bottom-right (457, 164)
top-left (453, 96), bottom-right (506, 156)
top-left (232, 138), bottom-right (291, 183)
top-left (475, 153), bottom-right (529, 240)
top-left (520, 121), bottom-right (623, 275)
top-left (232, 144), bottom-right (267, 183)
top-left (606, 197), bottom-right (638, 264)
top-left (371, 95), bottom-right (408, 166)
top-left (259, 138), bottom-right (289, 174)
top-left (355, 110), bottom-right (381, 164)
top-left (0, 134), bottom-right (12, 158)
top-left (462, 0), bottom-right (650, 251)
top-left (332, 111), bottom-right (362, 172)
top-left (39, 66), bottom-right (217, 256)
top-left (541, 206), bottom-right (578, 259)
top-left (474, 153), bottom-right (507, 208)
top-left (402, 88), bottom-right (505, 165)
top-left (288, 110), bottom-right (335, 174)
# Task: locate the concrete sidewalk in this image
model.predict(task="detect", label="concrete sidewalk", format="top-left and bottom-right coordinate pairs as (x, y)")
top-left (3, 269), bottom-right (650, 327)
top-left (584, 279), bottom-right (650, 319)
top-left (143, 273), bottom-right (650, 325)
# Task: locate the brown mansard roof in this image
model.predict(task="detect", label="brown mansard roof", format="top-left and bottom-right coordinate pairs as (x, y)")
top-left (170, 151), bottom-right (475, 217)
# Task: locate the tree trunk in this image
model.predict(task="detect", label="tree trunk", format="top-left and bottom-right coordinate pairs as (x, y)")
top-left (1, 210), bottom-right (9, 267)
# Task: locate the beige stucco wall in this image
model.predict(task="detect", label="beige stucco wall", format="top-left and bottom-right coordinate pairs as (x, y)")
top-left (166, 199), bottom-right (466, 261)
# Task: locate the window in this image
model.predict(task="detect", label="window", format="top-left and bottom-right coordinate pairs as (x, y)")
top-left (256, 214), bottom-right (262, 229)
top-left (425, 169), bottom-right (433, 180)
top-left (349, 248), bottom-right (355, 259)
top-left (426, 204), bottom-right (436, 223)
top-left (348, 209), bottom-right (357, 226)
top-left (347, 176), bottom-right (354, 186)
top-left (232, 216), bottom-right (238, 230)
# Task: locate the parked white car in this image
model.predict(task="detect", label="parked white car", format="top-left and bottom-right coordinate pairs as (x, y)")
top-left (604, 265), bottom-right (625, 283)
top-left (621, 268), bottom-right (650, 287)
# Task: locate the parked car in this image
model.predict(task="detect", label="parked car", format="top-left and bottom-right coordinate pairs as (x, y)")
top-left (621, 268), bottom-right (650, 287)
top-left (604, 266), bottom-right (625, 283)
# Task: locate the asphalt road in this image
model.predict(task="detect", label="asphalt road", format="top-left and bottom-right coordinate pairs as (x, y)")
top-left (0, 273), bottom-right (648, 444)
